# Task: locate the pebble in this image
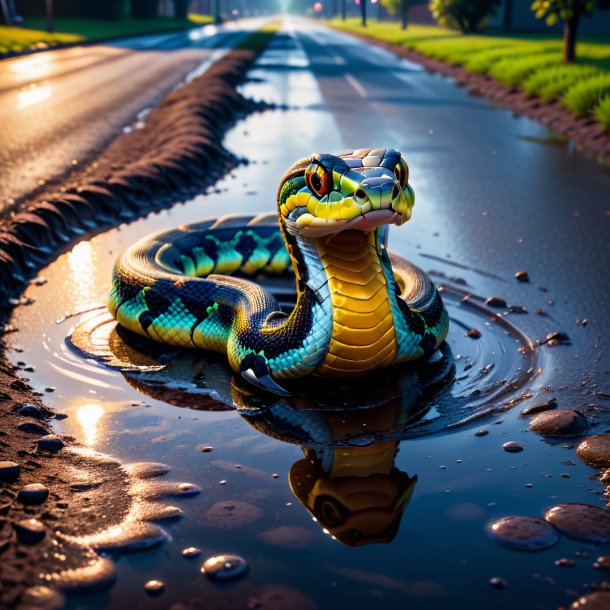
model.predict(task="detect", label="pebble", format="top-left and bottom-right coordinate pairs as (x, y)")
top-left (515, 270), bottom-right (529, 282)
top-left (576, 435), bottom-right (610, 468)
top-left (541, 331), bottom-right (570, 345)
top-left (570, 592), bottom-right (610, 609)
top-left (201, 554), bottom-right (249, 582)
top-left (489, 577), bottom-right (507, 589)
top-left (593, 555), bottom-right (610, 569)
top-left (199, 446), bottom-right (214, 453)
top-left (502, 441), bottom-right (524, 453)
top-left (487, 515), bottom-right (559, 551)
top-left (15, 518), bottom-right (46, 544)
top-left (554, 557), bottom-right (575, 567)
top-left (17, 421), bottom-right (48, 435)
top-left (544, 503), bottom-right (610, 544)
top-left (520, 398), bottom-right (557, 416)
top-left (529, 410), bottom-right (588, 437)
top-left (465, 329), bottom-right (481, 339)
top-left (37, 435), bottom-right (65, 452)
top-left (18, 483), bottom-right (49, 505)
top-left (181, 546), bottom-right (202, 559)
top-left (0, 461), bottom-right (20, 481)
top-left (474, 430), bottom-right (488, 437)
top-left (144, 580), bottom-right (165, 596)
top-left (18, 586), bottom-right (64, 609)
top-left (485, 296), bottom-right (507, 308)
top-left (507, 305), bottom-right (528, 314)
top-left (16, 403), bottom-right (45, 419)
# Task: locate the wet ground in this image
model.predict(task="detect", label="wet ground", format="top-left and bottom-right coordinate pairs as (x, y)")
top-left (0, 18), bottom-right (267, 210)
top-left (6, 17), bottom-right (610, 610)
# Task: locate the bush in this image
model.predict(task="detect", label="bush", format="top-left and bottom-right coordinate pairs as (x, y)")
top-left (562, 75), bottom-right (610, 115)
top-left (594, 96), bottom-right (610, 131)
top-left (488, 52), bottom-right (559, 87)
top-left (522, 64), bottom-right (601, 100)
top-left (429, 0), bottom-right (501, 33)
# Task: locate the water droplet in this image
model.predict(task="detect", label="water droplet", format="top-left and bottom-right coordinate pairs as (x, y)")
top-left (489, 577), bottom-right (507, 589)
top-left (502, 441), bottom-right (524, 453)
top-left (181, 546), bottom-right (202, 559)
top-left (201, 554), bottom-right (248, 582)
top-left (15, 518), bottom-right (46, 545)
top-left (544, 504), bottom-right (610, 544)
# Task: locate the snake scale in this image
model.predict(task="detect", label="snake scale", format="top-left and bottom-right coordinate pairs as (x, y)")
top-left (108, 149), bottom-right (449, 394)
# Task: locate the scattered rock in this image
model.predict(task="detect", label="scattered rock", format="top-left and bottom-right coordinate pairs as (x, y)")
top-left (485, 296), bottom-right (507, 308)
top-left (529, 410), bottom-right (588, 438)
top-left (594, 555), bottom-right (610, 570)
top-left (18, 483), bottom-right (49, 505)
top-left (487, 516), bottom-right (559, 551)
top-left (521, 398), bottom-right (557, 416)
top-left (544, 503), bottom-right (610, 544)
top-left (515, 270), bottom-right (529, 282)
top-left (507, 305), bottom-right (528, 314)
top-left (15, 403), bottom-right (46, 419)
top-left (181, 546), bottom-right (202, 559)
top-left (554, 557), bottom-right (575, 567)
top-left (465, 329), bottom-right (481, 339)
top-left (17, 421), bottom-right (48, 435)
top-left (576, 435), bottom-right (610, 468)
top-left (540, 331), bottom-right (570, 346)
top-left (15, 518), bottom-right (46, 545)
top-left (0, 460), bottom-right (20, 481)
top-left (37, 435), bottom-right (64, 452)
top-left (201, 554), bottom-right (249, 582)
top-left (570, 592), bottom-right (610, 609)
top-left (502, 441), bottom-right (524, 453)
top-left (144, 580), bottom-right (165, 596)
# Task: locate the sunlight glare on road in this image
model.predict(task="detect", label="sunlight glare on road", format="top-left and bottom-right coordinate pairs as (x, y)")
top-left (10, 53), bottom-right (53, 78)
top-left (76, 403), bottom-right (105, 446)
top-left (17, 83), bottom-right (53, 109)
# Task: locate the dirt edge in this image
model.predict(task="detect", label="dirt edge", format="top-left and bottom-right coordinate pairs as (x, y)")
top-left (0, 28), bottom-right (276, 609)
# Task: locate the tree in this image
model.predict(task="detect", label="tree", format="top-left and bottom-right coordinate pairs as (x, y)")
top-left (359, 0), bottom-right (367, 26)
top-left (382, 0), bottom-right (410, 29)
top-left (531, 0), bottom-right (610, 63)
top-left (429, 0), bottom-right (500, 32)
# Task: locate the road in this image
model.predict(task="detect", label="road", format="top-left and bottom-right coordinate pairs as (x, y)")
top-left (6, 16), bottom-right (610, 610)
top-left (0, 19), bottom-right (267, 211)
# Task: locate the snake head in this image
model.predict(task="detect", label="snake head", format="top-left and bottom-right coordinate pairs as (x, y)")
top-left (277, 149), bottom-right (415, 238)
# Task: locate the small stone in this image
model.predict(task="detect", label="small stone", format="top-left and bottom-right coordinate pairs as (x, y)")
top-left (489, 577), bottom-right (507, 589)
top-left (515, 270), bottom-right (529, 282)
top-left (465, 329), bottom-right (481, 339)
top-left (17, 421), bottom-right (48, 435)
top-left (545, 503), bottom-right (610, 544)
top-left (502, 441), bottom-right (524, 453)
top-left (19, 586), bottom-right (64, 609)
top-left (0, 461), bottom-right (20, 481)
top-left (541, 331), bottom-right (570, 346)
top-left (15, 403), bottom-right (45, 419)
top-left (474, 430), bottom-right (488, 437)
top-left (554, 558), bottom-right (575, 567)
top-left (15, 518), bottom-right (46, 544)
top-left (507, 305), bottom-right (528, 314)
top-left (201, 554), bottom-right (249, 582)
top-left (485, 296), bottom-right (507, 308)
top-left (487, 516), bottom-right (559, 552)
top-left (18, 483), bottom-right (49, 505)
top-left (594, 555), bottom-right (610, 570)
top-left (199, 446), bottom-right (214, 453)
top-left (521, 398), bottom-right (557, 416)
top-left (181, 546), bottom-right (202, 559)
top-left (570, 592), bottom-right (610, 609)
top-left (37, 435), bottom-right (64, 452)
top-left (529, 410), bottom-right (588, 438)
top-left (576, 435), bottom-right (610, 468)
top-left (144, 580), bottom-right (164, 596)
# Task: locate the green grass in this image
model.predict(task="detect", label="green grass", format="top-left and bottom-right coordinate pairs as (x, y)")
top-left (594, 96), bottom-right (610, 131)
top-left (0, 14), bottom-right (212, 56)
top-left (328, 18), bottom-right (610, 129)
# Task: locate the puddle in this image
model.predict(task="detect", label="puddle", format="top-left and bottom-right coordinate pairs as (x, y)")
top-left (6, 22), bottom-right (609, 610)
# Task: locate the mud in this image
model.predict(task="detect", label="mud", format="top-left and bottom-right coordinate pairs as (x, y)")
top-left (0, 30), bottom-right (276, 608)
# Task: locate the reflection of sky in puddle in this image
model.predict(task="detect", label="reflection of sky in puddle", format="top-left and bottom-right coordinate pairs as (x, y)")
top-left (6, 21), bottom-right (607, 610)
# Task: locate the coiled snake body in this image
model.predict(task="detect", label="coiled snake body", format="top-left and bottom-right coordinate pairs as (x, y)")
top-left (108, 149), bottom-right (449, 394)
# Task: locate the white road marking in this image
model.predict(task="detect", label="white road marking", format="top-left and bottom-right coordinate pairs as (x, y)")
top-left (344, 73), bottom-right (368, 98)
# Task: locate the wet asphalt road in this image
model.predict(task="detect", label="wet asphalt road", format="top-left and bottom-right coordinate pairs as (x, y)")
top-left (6, 18), bottom-right (610, 610)
top-left (0, 19), bottom-right (267, 211)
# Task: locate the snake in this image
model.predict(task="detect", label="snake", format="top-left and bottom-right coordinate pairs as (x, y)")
top-left (107, 148), bottom-right (449, 395)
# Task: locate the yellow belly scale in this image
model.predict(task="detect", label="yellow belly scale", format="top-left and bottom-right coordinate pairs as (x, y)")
top-left (316, 230), bottom-right (397, 376)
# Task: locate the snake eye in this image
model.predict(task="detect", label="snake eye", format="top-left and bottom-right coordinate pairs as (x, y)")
top-left (305, 163), bottom-right (331, 198)
top-left (393, 157), bottom-right (409, 189)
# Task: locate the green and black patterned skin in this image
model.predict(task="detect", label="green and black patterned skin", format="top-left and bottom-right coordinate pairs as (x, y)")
top-left (108, 149), bottom-right (449, 394)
